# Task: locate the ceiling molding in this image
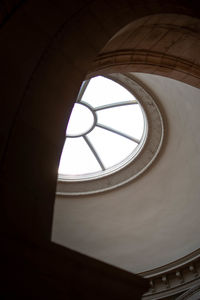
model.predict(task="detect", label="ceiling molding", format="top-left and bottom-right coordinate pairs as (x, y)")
top-left (141, 249), bottom-right (200, 299)
top-left (90, 50), bottom-right (200, 88)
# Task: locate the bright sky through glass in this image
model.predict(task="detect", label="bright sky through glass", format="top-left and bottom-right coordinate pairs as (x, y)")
top-left (58, 76), bottom-right (145, 178)
top-left (66, 103), bottom-right (94, 136)
top-left (87, 127), bottom-right (137, 169)
top-left (97, 105), bottom-right (144, 140)
top-left (82, 76), bottom-right (136, 107)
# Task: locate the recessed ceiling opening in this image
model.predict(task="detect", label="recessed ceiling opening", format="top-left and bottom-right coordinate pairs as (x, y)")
top-left (58, 76), bottom-right (147, 180)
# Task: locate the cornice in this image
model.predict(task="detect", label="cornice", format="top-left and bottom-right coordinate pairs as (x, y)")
top-left (90, 50), bottom-right (200, 89)
top-left (140, 249), bottom-right (200, 299)
top-left (176, 283), bottom-right (200, 300)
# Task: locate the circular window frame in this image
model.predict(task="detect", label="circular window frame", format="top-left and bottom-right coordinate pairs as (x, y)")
top-left (59, 75), bottom-right (147, 181)
top-left (57, 73), bottom-right (164, 195)
top-left (66, 102), bottom-right (97, 138)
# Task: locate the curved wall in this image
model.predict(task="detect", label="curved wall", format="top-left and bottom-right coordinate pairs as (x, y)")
top-left (53, 73), bottom-right (200, 274)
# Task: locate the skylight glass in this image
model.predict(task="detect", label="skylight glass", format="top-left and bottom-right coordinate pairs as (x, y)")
top-left (58, 76), bottom-right (146, 180)
top-left (66, 103), bottom-right (94, 137)
top-left (81, 76), bottom-right (136, 107)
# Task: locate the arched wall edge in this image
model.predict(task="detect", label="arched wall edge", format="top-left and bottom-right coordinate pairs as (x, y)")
top-left (1, 2), bottom-right (200, 241)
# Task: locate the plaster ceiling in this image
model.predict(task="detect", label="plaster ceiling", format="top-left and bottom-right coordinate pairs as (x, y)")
top-left (52, 73), bottom-right (200, 274)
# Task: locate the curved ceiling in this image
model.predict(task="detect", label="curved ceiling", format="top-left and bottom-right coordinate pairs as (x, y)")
top-left (52, 72), bottom-right (200, 274)
top-left (91, 14), bottom-right (200, 88)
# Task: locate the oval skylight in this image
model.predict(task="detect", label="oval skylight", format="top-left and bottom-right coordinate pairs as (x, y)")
top-left (58, 76), bottom-right (147, 180)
